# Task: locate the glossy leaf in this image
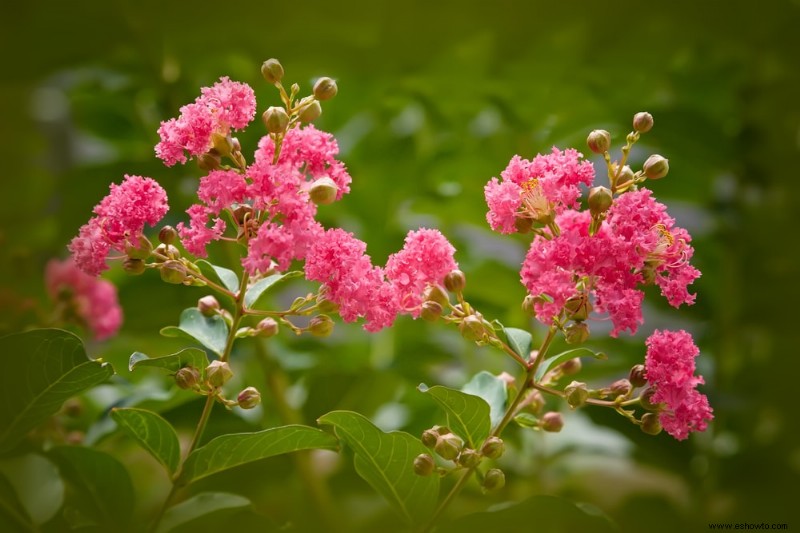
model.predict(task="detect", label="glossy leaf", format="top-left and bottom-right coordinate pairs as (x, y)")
top-left (128, 348), bottom-right (209, 374)
top-left (503, 326), bottom-right (532, 361)
top-left (534, 347), bottom-right (608, 382)
top-left (156, 492), bottom-right (251, 533)
top-left (111, 408), bottom-right (180, 475)
top-left (0, 329), bottom-right (114, 453)
top-left (243, 271), bottom-right (303, 310)
top-left (196, 259), bottom-right (240, 294)
top-left (461, 371), bottom-right (508, 430)
top-left (0, 454), bottom-right (63, 526)
top-left (317, 410), bottom-right (439, 525)
top-left (418, 384), bottom-right (490, 448)
top-left (178, 425), bottom-right (338, 485)
top-left (160, 308), bottom-right (229, 356)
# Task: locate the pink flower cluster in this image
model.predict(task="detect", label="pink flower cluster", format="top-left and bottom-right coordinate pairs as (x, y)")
top-left (69, 175), bottom-right (169, 275)
top-left (517, 187), bottom-right (699, 336)
top-left (155, 77), bottom-right (256, 166)
top-left (645, 329), bottom-right (713, 440)
top-left (305, 228), bottom-right (457, 331)
top-left (484, 148), bottom-right (595, 233)
top-left (45, 258), bottom-right (123, 340)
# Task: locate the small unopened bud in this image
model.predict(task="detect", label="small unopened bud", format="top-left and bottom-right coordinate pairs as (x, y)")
top-left (643, 154), bottom-right (669, 180)
top-left (298, 100), bottom-right (322, 123)
top-left (308, 176), bottom-right (339, 205)
top-left (262, 106), bottom-right (289, 134)
top-left (610, 379), bottom-right (633, 399)
top-left (211, 132), bottom-right (234, 157)
top-left (482, 468), bottom-right (505, 492)
top-left (640, 387), bottom-right (661, 411)
top-left (522, 294), bottom-right (537, 316)
top-left (237, 387), bottom-right (262, 409)
top-left (524, 390), bottom-right (545, 414)
top-left (541, 412), bottom-right (564, 433)
top-left (420, 301), bottom-right (443, 322)
top-left (564, 322), bottom-right (590, 345)
top-left (459, 315), bottom-right (486, 342)
top-left (198, 151), bottom-right (222, 171)
top-left (205, 360), bottom-right (233, 388)
top-left (559, 357), bottom-right (582, 376)
top-left (564, 295), bottom-right (592, 321)
top-left (423, 284), bottom-right (449, 307)
top-left (457, 448), bottom-right (481, 468)
top-left (413, 453), bottom-right (435, 476)
top-left (434, 434), bottom-right (462, 461)
top-left (587, 129), bottom-right (611, 154)
top-left (640, 412), bottom-right (662, 435)
top-left (154, 243), bottom-right (180, 262)
top-left (618, 165), bottom-right (635, 183)
top-left (633, 112), bottom-right (654, 133)
top-left (175, 366), bottom-right (201, 390)
top-left (256, 317), bottom-right (279, 338)
top-left (159, 225), bottom-right (178, 245)
top-left (309, 315), bottom-right (334, 337)
top-left (444, 270), bottom-right (466, 293)
top-left (313, 77), bottom-right (338, 100)
top-left (565, 381), bottom-right (589, 409)
top-left (261, 58), bottom-right (284, 84)
top-left (160, 260), bottom-right (187, 284)
top-left (123, 258), bottom-right (146, 275)
top-left (421, 429), bottom-right (439, 448)
top-left (197, 295), bottom-right (220, 317)
top-left (125, 235), bottom-right (153, 260)
top-left (588, 186), bottom-right (613, 217)
top-left (480, 436), bottom-right (505, 459)
top-left (629, 364), bottom-right (647, 388)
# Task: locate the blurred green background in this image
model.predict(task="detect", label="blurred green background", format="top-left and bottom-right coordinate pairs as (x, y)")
top-left (1, 0), bottom-right (798, 530)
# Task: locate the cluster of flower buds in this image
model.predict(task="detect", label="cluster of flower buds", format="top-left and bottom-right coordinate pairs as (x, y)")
top-left (173, 361), bottom-right (261, 411)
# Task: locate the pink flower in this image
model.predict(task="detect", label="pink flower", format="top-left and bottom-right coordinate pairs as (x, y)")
top-left (69, 175), bottom-right (168, 275)
top-left (155, 77), bottom-right (256, 166)
top-left (645, 330), bottom-right (713, 440)
top-left (45, 258), bottom-right (123, 340)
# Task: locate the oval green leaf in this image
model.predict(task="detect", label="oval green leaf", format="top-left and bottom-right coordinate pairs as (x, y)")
top-left (503, 326), bottom-right (532, 361)
top-left (196, 259), bottom-right (240, 294)
top-left (317, 410), bottom-right (439, 526)
top-left (534, 347), bottom-right (608, 382)
top-left (178, 425), bottom-right (338, 485)
top-left (418, 384), bottom-right (490, 448)
top-left (461, 371), bottom-right (508, 430)
top-left (160, 308), bottom-right (229, 356)
top-left (0, 329), bottom-right (114, 453)
top-left (128, 348), bottom-right (209, 374)
top-left (156, 492), bottom-right (251, 533)
top-left (111, 408), bottom-right (180, 475)
top-left (243, 271), bottom-right (303, 310)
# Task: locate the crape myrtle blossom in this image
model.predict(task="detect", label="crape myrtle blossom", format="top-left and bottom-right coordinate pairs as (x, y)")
top-left (69, 175), bottom-right (169, 276)
top-left (45, 258), bottom-right (123, 340)
top-left (645, 329), bottom-right (713, 440)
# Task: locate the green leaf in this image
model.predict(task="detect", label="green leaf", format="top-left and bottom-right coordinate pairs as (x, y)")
top-left (0, 472), bottom-right (33, 531)
top-left (534, 347), bottom-right (608, 382)
top-left (461, 371), bottom-right (508, 430)
top-left (439, 494), bottom-right (618, 533)
top-left (160, 308), bottom-right (229, 356)
top-left (128, 348), bottom-right (209, 374)
top-left (49, 446), bottom-right (135, 526)
top-left (111, 408), bottom-right (180, 475)
top-left (196, 259), bottom-right (240, 294)
top-left (418, 384), bottom-right (490, 448)
top-left (317, 411), bottom-right (439, 525)
top-left (503, 326), bottom-right (532, 361)
top-left (0, 329), bottom-right (114, 453)
top-left (156, 492), bottom-right (250, 533)
top-left (178, 425), bottom-right (338, 485)
top-left (513, 412), bottom-right (539, 428)
top-left (243, 271), bottom-right (303, 310)
top-left (0, 454), bottom-right (63, 526)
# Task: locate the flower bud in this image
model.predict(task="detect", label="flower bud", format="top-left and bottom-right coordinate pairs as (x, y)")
top-left (126, 235), bottom-right (153, 260)
top-left (262, 106), bottom-right (289, 134)
top-left (298, 100), bottom-right (322, 123)
top-left (643, 154), bottom-right (669, 180)
top-left (482, 468), bottom-right (505, 492)
top-left (261, 58), bottom-right (284, 84)
top-left (123, 258), bottom-right (146, 275)
top-left (308, 176), bottom-right (339, 205)
top-left (559, 357), bottom-right (582, 376)
top-left (159, 225), bottom-right (178, 245)
top-left (421, 429), bottom-right (439, 448)
top-left (434, 434), bottom-right (462, 461)
top-left (564, 295), bottom-right (591, 321)
top-left (564, 322), bottom-right (590, 345)
top-left (197, 295), bottom-right (220, 317)
top-left (315, 288), bottom-right (339, 314)
top-left (610, 379), bottom-right (633, 399)
top-left (522, 294), bottom-right (537, 316)
top-left (633, 112), bottom-right (654, 133)
top-left (175, 366), bottom-right (201, 390)
top-left (423, 284), bottom-right (449, 307)
top-left (420, 301), bottom-right (443, 322)
top-left (587, 129), bottom-right (611, 154)
top-left (457, 448), bottom-right (481, 468)
top-left (629, 364), bottom-right (647, 388)
top-left (459, 315), bottom-right (486, 342)
top-left (540, 412), bottom-right (564, 433)
top-left (524, 390), bottom-right (545, 414)
top-left (237, 387), bottom-right (262, 409)
top-left (640, 387), bottom-right (661, 411)
top-left (309, 314), bottom-right (334, 337)
top-left (205, 360), bottom-right (233, 388)
top-left (480, 436), bottom-right (505, 459)
top-left (640, 412), bottom-right (662, 435)
top-left (198, 151), bottom-right (222, 171)
top-left (588, 186), bottom-right (613, 217)
top-left (154, 243), bottom-right (180, 262)
top-left (444, 270), bottom-right (466, 293)
top-left (313, 77), bottom-right (338, 100)
top-left (564, 381), bottom-right (589, 409)
top-left (256, 317), bottom-right (279, 338)
top-left (160, 260), bottom-right (187, 284)
top-left (413, 453), bottom-right (435, 476)
top-left (618, 165), bottom-right (635, 183)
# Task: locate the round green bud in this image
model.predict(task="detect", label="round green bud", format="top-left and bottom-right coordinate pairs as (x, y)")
top-left (160, 260), bottom-right (186, 284)
top-left (610, 379), bottom-right (633, 399)
top-left (262, 106), bottom-right (289, 134)
top-left (154, 243), bottom-right (180, 262)
top-left (457, 448), bottom-right (482, 468)
top-left (256, 317), bottom-right (279, 338)
top-left (444, 270), bottom-right (466, 293)
top-left (423, 284), bottom-right (449, 307)
top-left (564, 381), bottom-right (589, 409)
top-left (482, 468), bottom-right (505, 492)
top-left (237, 387), bottom-right (262, 409)
top-left (633, 112), bottom-right (654, 133)
top-left (643, 154), bottom-right (669, 180)
top-left (309, 314), bottom-right (334, 337)
top-left (298, 100), bottom-right (322, 123)
top-left (125, 234), bottom-right (153, 260)
top-left (640, 387), bottom-right (661, 411)
top-left (564, 322), bottom-right (590, 345)
top-left (205, 360), bottom-right (233, 388)
top-left (308, 176), bottom-right (339, 205)
top-left (434, 434), bottom-right (462, 461)
top-left (159, 225), bottom-right (178, 245)
top-left (564, 294), bottom-right (592, 321)
top-left (123, 257), bottom-right (146, 275)
top-left (541, 412), bottom-right (564, 433)
top-left (198, 151), bottom-right (222, 171)
top-left (421, 429), bottom-right (439, 448)
top-left (261, 58), bottom-right (284, 84)
top-left (618, 164), bottom-right (635, 183)
top-left (559, 357), bottom-right (582, 376)
top-left (459, 315), bottom-right (486, 342)
top-left (640, 412), bottom-right (662, 435)
top-left (197, 295), bottom-right (220, 317)
top-left (413, 453), bottom-right (436, 476)
top-left (587, 129), bottom-right (611, 154)
top-left (629, 364), bottom-right (647, 388)
top-left (313, 77), bottom-right (338, 100)
top-left (480, 436), bottom-right (505, 459)
top-left (588, 186), bottom-right (613, 217)
top-left (420, 300), bottom-right (443, 322)
top-left (175, 366), bottom-right (201, 390)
